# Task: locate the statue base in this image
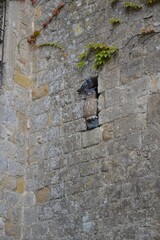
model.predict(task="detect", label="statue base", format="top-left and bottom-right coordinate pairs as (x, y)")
top-left (86, 117), bottom-right (99, 130)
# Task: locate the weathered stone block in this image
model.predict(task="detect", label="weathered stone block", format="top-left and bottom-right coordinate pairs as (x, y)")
top-left (79, 160), bottom-right (100, 177)
top-left (50, 183), bottom-right (65, 199)
top-left (0, 217), bottom-right (4, 230)
top-left (14, 71), bottom-right (33, 89)
top-left (137, 95), bottom-right (148, 113)
top-left (23, 207), bottom-right (38, 224)
top-left (98, 67), bottom-right (120, 92)
top-left (59, 89), bottom-right (75, 107)
top-left (26, 164), bottom-right (39, 180)
top-left (90, 142), bottom-right (108, 160)
top-left (34, 5), bottom-right (41, 19)
top-left (39, 205), bottom-right (53, 221)
top-left (105, 87), bottom-right (126, 108)
top-left (0, 106), bottom-right (17, 132)
top-left (99, 106), bottom-right (122, 125)
top-left (15, 95), bottom-right (28, 115)
top-left (48, 109), bottom-right (61, 127)
top-left (122, 101), bottom-right (137, 117)
top-left (67, 150), bottom-right (82, 166)
top-left (114, 115), bottom-right (137, 138)
top-left (125, 132), bottom-right (142, 150)
top-left (101, 160), bottom-right (126, 184)
top-left (51, 173), bottom-right (60, 185)
top-left (28, 144), bottom-right (44, 163)
top-left (32, 84), bottom-right (49, 100)
top-left (82, 127), bottom-right (101, 148)
top-left (30, 113), bottom-right (48, 133)
top-left (17, 112), bottom-right (28, 132)
top-left (12, 131), bottom-right (25, 146)
top-left (83, 174), bottom-right (103, 191)
top-left (31, 223), bottom-right (49, 238)
top-left (65, 179), bottom-right (85, 195)
top-left (10, 206), bottom-right (23, 223)
top-left (35, 186), bottom-right (51, 204)
top-left (62, 133), bottom-right (81, 153)
top-left (98, 93), bottom-right (105, 113)
top-left (125, 75), bottom-right (149, 99)
top-left (0, 157), bottom-right (8, 174)
top-left (120, 58), bottom-right (145, 84)
top-left (0, 175), bottom-right (16, 191)
top-left (62, 102), bottom-right (84, 123)
top-left (44, 141), bottom-right (63, 158)
top-left (100, 123), bottom-right (113, 142)
top-left (147, 93), bottom-right (160, 125)
top-left (22, 225), bottom-right (32, 240)
top-left (60, 118), bottom-right (86, 136)
top-left (24, 192), bottom-right (35, 207)
top-left (8, 160), bottom-right (25, 176)
top-left (42, 126), bottom-right (60, 142)
top-left (16, 177), bottom-right (25, 193)
top-left (30, 96), bottom-right (51, 116)
top-left (50, 157), bottom-right (66, 170)
top-left (64, 167), bottom-right (81, 183)
top-left (136, 113), bottom-right (147, 132)
top-left (5, 221), bottom-right (20, 237)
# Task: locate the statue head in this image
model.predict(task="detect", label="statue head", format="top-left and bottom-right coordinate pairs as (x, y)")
top-left (77, 76), bottom-right (98, 95)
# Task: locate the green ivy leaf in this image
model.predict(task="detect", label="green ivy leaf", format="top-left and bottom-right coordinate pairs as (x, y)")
top-left (77, 60), bottom-right (85, 68)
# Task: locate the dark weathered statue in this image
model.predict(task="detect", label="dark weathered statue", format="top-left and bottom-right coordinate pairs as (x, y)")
top-left (77, 76), bottom-right (98, 95)
top-left (77, 77), bottom-right (99, 130)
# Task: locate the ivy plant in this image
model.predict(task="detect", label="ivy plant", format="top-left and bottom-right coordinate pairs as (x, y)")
top-left (146, 0), bottom-right (160, 4)
top-left (109, 18), bottom-right (121, 25)
top-left (123, 2), bottom-right (142, 10)
top-left (77, 42), bottom-right (118, 70)
top-left (36, 42), bottom-right (63, 50)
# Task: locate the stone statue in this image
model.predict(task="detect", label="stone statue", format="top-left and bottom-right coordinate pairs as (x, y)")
top-left (77, 76), bottom-right (98, 95)
top-left (78, 77), bottom-right (99, 130)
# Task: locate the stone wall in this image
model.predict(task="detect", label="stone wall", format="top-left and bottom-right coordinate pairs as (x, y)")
top-left (0, 1), bottom-right (34, 239)
top-left (0, 0), bottom-right (160, 239)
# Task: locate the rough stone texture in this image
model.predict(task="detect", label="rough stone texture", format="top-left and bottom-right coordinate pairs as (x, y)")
top-left (0, 1), bottom-right (33, 239)
top-left (16, 177), bottom-right (25, 194)
top-left (0, 0), bottom-right (160, 240)
top-left (35, 187), bottom-right (51, 204)
top-left (32, 84), bottom-right (49, 100)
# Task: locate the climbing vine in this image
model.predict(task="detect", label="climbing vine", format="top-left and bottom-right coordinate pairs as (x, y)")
top-left (27, 3), bottom-right (65, 45)
top-left (77, 43), bottom-right (118, 70)
top-left (109, 18), bottom-right (121, 25)
top-left (36, 42), bottom-right (63, 50)
top-left (146, 0), bottom-right (160, 4)
top-left (123, 2), bottom-right (142, 10)
top-left (16, 0), bottom-right (160, 71)
top-left (17, 0), bottom-right (37, 5)
top-left (17, 2), bottom-right (65, 57)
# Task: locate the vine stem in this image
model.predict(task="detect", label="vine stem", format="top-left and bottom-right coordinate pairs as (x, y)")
top-left (17, 36), bottom-right (34, 62)
top-left (120, 31), bottom-right (160, 50)
top-left (17, 36), bottom-right (28, 55)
